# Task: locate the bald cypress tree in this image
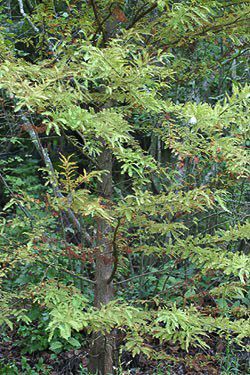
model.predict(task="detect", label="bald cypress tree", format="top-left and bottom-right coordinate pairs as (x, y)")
top-left (0, 1), bottom-right (249, 374)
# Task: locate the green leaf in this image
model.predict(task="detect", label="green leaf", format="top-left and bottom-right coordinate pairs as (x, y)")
top-left (68, 337), bottom-right (81, 348)
top-left (50, 341), bottom-right (63, 352)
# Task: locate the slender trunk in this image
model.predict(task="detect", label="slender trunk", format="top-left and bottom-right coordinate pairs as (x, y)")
top-left (87, 6), bottom-right (118, 366)
top-left (88, 146), bottom-right (115, 375)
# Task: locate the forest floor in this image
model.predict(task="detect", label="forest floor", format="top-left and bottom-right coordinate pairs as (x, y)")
top-left (0, 329), bottom-right (248, 374)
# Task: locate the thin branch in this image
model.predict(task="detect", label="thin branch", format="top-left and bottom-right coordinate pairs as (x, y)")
top-left (169, 14), bottom-right (250, 48)
top-left (17, 0), bottom-right (58, 56)
top-left (89, 0), bottom-right (106, 43)
top-left (17, 0), bottom-right (39, 33)
top-left (20, 114), bottom-right (92, 245)
top-left (91, 4), bottom-right (114, 43)
top-left (126, 2), bottom-right (158, 30)
top-left (116, 268), bottom-right (174, 285)
top-left (38, 258), bottom-right (96, 284)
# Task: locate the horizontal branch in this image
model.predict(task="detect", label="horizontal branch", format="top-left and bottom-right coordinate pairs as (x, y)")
top-left (38, 258), bottom-right (96, 284)
top-left (116, 268), bottom-right (173, 285)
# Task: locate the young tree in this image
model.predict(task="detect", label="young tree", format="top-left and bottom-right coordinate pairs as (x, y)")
top-left (0, 1), bottom-right (249, 374)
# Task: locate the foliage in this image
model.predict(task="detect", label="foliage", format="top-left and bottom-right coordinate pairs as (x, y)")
top-left (0, 0), bottom-right (249, 373)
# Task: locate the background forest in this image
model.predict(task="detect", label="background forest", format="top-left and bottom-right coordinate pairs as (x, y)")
top-left (0, 0), bottom-right (249, 374)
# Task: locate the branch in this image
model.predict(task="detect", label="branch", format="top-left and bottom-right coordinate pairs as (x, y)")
top-left (91, 4), bottom-right (114, 43)
top-left (38, 258), bottom-right (96, 284)
top-left (116, 268), bottom-right (173, 285)
top-left (126, 2), bottom-right (158, 30)
top-left (17, 0), bottom-right (58, 56)
top-left (169, 14), bottom-right (250, 47)
top-left (17, 0), bottom-right (39, 33)
top-left (89, 0), bottom-right (106, 43)
top-left (20, 114), bottom-right (92, 245)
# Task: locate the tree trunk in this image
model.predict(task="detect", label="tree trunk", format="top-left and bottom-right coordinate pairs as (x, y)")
top-left (88, 146), bottom-right (115, 375)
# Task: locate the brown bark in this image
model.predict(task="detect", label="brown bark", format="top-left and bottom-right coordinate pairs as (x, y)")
top-left (88, 146), bottom-right (115, 374)
top-left (87, 5), bottom-right (119, 367)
